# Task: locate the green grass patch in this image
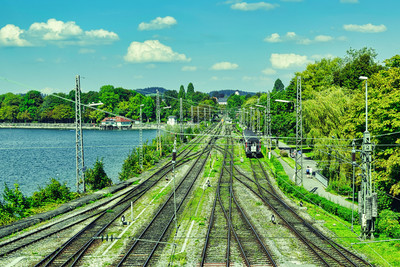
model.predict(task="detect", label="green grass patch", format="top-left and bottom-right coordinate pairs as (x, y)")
top-left (262, 154), bottom-right (400, 266)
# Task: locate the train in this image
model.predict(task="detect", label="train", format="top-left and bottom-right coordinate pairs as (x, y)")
top-left (243, 129), bottom-right (262, 158)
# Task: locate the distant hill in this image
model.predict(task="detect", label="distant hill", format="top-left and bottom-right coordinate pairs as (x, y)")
top-left (134, 87), bottom-right (168, 95)
top-left (208, 90), bottom-right (256, 98)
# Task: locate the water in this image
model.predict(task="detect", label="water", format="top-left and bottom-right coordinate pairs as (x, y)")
top-left (0, 128), bottom-right (157, 198)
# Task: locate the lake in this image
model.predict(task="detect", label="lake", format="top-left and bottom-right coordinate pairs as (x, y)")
top-left (0, 128), bottom-right (157, 198)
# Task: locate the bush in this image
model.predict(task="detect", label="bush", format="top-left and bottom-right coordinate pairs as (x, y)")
top-left (2, 183), bottom-right (30, 218)
top-left (30, 178), bottom-right (74, 207)
top-left (85, 158), bottom-right (112, 190)
top-left (280, 150), bottom-right (288, 157)
top-left (269, 155), bottom-right (356, 223)
top-left (376, 209), bottom-right (400, 238)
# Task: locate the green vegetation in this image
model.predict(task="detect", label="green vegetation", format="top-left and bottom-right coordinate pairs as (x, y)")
top-left (119, 124), bottom-right (206, 181)
top-left (0, 179), bottom-right (77, 226)
top-left (84, 158), bottom-right (112, 190)
top-left (0, 83), bottom-right (217, 124)
top-left (230, 47), bottom-right (400, 239)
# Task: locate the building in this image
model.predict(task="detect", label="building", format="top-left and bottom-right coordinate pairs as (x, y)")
top-left (100, 116), bottom-right (132, 130)
top-left (167, 116), bottom-right (177, 125)
top-left (217, 97), bottom-right (228, 105)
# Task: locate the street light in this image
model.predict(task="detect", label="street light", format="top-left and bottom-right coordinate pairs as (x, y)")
top-left (359, 76), bottom-right (368, 132)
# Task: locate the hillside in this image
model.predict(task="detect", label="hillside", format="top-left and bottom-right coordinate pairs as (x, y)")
top-left (134, 87), bottom-right (168, 95)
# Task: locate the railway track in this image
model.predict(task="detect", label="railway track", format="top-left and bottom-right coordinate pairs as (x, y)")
top-left (201, 125), bottom-right (276, 266)
top-left (233, 157), bottom-right (371, 266)
top-left (114, 124), bottom-right (222, 266)
top-left (0, 129), bottom-right (208, 260)
top-left (0, 124), bottom-right (216, 266)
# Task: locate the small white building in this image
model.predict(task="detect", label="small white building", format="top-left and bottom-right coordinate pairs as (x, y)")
top-left (167, 116), bottom-right (177, 125)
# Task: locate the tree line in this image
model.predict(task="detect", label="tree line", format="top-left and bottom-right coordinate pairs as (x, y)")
top-left (0, 82), bottom-right (218, 124)
top-left (226, 48), bottom-right (400, 237)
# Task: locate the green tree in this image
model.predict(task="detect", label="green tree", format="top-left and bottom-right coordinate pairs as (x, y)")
top-left (178, 85), bottom-right (186, 99)
top-left (384, 55), bottom-right (400, 68)
top-left (142, 96), bottom-right (155, 122)
top-left (187, 82), bottom-right (195, 100)
top-left (99, 85), bottom-right (119, 112)
top-left (85, 159), bottom-right (112, 190)
top-left (51, 104), bottom-right (74, 122)
top-left (19, 90), bottom-right (43, 121)
top-left (272, 78), bottom-right (285, 92)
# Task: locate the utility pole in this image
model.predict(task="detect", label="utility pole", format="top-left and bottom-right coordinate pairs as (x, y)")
top-left (139, 104), bottom-right (144, 170)
top-left (209, 106), bottom-right (211, 123)
top-left (180, 98), bottom-right (183, 142)
top-left (295, 76), bottom-right (303, 186)
top-left (75, 75), bottom-right (85, 193)
top-left (172, 137), bottom-right (178, 234)
top-left (204, 107), bottom-right (206, 122)
top-left (267, 92), bottom-right (272, 159)
top-left (191, 105), bottom-right (193, 123)
top-left (156, 90), bottom-right (162, 157)
top-left (358, 76), bottom-right (377, 239)
top-left (197, 106), bottom-right (199, 124)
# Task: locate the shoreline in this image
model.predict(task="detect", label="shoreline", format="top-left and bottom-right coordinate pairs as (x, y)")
top-left (0, 123), bottom-right (161, 130)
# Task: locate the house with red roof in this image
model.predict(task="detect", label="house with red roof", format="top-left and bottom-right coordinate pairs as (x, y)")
top-left (100, 116), bottom-right (132, 130)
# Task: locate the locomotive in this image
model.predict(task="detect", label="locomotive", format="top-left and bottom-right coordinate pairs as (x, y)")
top-left (243, 129), bottom-right (262, 158)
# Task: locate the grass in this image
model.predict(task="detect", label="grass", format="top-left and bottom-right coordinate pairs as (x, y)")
top-left (260, 152), bottom-right (400, 266)
top-left (305, 201), bottom-right (400, 266)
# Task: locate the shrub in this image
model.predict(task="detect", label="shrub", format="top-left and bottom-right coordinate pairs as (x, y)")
top-left (2, 183), bottom-right (30, 218)
top-left (376, 209), bottom-right (400, 238)
top-left (30, 178), bottom-right (74, 207)
top-left (85, 158), bottom-right (112, 190)
top-left (280, 150), bottom-right (288, 157)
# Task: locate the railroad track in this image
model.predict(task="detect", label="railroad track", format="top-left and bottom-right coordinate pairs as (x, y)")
top-left (0, 124), bottom-right (215, 266)
top-left (0, 127), bottom-right (210, 260)
top-left (201, 125), bottom-right (276, 266)
top-left (232, 157), bottom-right (371, 267)
top-left (114, 124), bottom-right (222, 266)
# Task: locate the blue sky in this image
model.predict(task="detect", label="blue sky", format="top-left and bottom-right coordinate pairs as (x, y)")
top-left (0, 0), bottom-right (398, 94)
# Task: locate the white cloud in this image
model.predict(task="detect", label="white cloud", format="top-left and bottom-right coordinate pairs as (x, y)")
top-left (85, 29), bottom-right (118, 40)
top-left (138, 16), bottom-right (177, 31)
top-left (270, 53), bottom-right (309, 69)
top-left (1, 18), bottom-right (119, 46)
top-left (340, 0), bottom-right (358, 3)
top-left (0, 24), bottom-right (30, 47)
top-left (262, 68), bottom-right (277, 75)
top-left (264, 33), bottom-right (281, 43)
top-left (314, 35), bottom-right (333, 42)
top-left (343, 23), bottom-right (387, 33)
top-left (210, 61), bottom-right (239, 70)
top-left (311, 54), bottom-right (335, 60)
top-left (182, 66), bottom-right (197, 71)
top-left (264, 31), bottom-right (334, 44)
top-left (29, 18), bottom-right (83, 40)
top-left (231, 2), bottom-right (279, 11)
top-left (124, 40), bottom-right (190, 63)
top-left (286, 32), bottom-right (296, 38)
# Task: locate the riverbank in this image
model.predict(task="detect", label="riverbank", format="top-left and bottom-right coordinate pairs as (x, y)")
top-left (0, 122), bottom-right (161, 130)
